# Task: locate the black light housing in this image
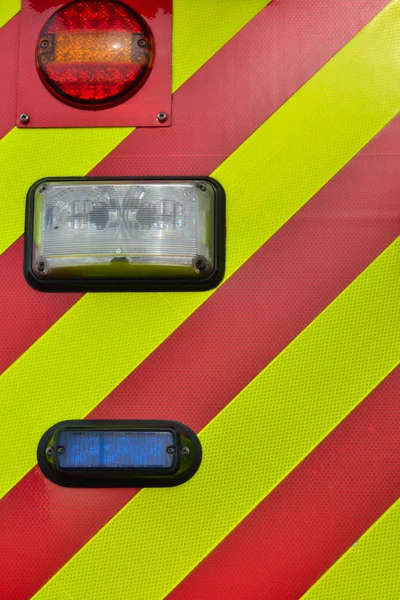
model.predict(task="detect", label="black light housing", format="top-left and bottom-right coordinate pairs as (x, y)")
top-left (25, 177), bottom-right (225, 292)
top-left (38, 420), bottom-right (202, 488)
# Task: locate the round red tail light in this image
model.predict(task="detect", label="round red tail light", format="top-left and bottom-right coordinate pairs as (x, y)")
top-left (36, 0), bottom-right (155, 109)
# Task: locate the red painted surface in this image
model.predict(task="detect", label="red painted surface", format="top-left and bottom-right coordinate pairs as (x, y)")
top-left (1, 114), bottom-right (399, 599)
top-left (0, 15), bottom-right (19, 139)
top-left (169, 367), bottom-right (400, 600)
top-left (17, 0), bottom-right (172, 128)
top-left (0, 237), bottom-right (81, 375)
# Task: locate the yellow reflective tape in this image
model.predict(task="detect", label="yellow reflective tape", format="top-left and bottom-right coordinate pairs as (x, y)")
top-left (33, 237), bottom-right (400, 600)
top-left (0, 0), bottom-right (271, 256)
top-left (1, 0), bottom-right (400, 499)
top-left (302, 500), bottom-right (400, 599)
top-left (172, 0), bottom-right (269, 91)
top-left (0, 0), bottom-right (20, 29)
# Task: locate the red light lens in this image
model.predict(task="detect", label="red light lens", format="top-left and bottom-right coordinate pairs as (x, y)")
top-left (36, 0), bottom-right (154, 109)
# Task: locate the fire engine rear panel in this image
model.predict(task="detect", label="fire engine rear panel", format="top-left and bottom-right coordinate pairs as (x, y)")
top-left (0, 1), bottom-right (399, 599)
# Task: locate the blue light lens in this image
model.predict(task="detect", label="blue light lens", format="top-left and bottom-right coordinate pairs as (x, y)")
top-left (57, 430), bottom-right (175, 470)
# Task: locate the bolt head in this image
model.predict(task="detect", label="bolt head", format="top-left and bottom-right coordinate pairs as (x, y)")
top-left (195, 258), bottom-right (207, 272)
top-left (20, 114), bottom-right (30, 124)
top-left (137, 39), bottom-right (146, 48)
top-left (157, 112), bottom-right (168, 123)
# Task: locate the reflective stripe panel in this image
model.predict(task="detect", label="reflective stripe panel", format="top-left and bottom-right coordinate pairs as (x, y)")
top-left (33, 237), bottom-right (400, 600)
top-left (303, 501), bottom-right (400, 600)
top-left (2, 0), bottom-right (400, 498)
top-left (1, 116), bottom-right (399, 600)
top-left (170, 366), bottom-right (400, 599)
top-left (2, 114), bottom-right (399, 600)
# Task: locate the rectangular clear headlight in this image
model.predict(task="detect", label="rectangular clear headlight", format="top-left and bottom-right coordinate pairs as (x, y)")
top-left (24, 177), bottom-right (225, 292)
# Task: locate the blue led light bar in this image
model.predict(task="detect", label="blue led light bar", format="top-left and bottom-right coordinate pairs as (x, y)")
top-left (38, 420), bottom-right (202, 488)
top-left (57, 430), bottom-right (175, 470)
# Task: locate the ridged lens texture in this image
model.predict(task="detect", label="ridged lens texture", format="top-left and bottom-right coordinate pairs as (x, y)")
top-left (57, 431), bottom-right (175, 469)
top-left (32, 180), bottom-right (215, 279)
top-left (36, 0), bottom-right (154, 108)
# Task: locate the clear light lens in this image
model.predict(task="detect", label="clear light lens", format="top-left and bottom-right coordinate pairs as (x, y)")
top-left (57, 430), bottom-right (175, 469)
top-left (31, 180), bottom-right (216, 280)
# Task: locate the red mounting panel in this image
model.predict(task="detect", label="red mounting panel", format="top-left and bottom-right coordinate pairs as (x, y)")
top-left (17, 0), bottom-right (172, 128)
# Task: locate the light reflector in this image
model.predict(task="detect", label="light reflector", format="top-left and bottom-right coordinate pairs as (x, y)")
top-left (36, 0), bottom-right (154, 108)
top-left (25, 177), bottom-right (225, 291)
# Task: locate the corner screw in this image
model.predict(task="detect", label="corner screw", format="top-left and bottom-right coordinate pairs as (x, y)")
top-left (194, 256), bottom-right (209, 272)
top-left (45, 447), bottom-right (54, 457)
top-left (38, 184), bottom-right (47, 194)
top-left (196, 182), bottom-right (207, 192)
top-left (37, 258), bottom-right (47, 273)
top-left (157, 112), bottom-right (168, 123)
top-left (20, 113), bottom-right (30, 125)
top-left (137, 38), bottom-right (146, 48)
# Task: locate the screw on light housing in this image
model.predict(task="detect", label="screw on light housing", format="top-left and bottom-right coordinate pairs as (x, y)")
top-left (193, 256), bottom-right (210, 274)
top-left (36, 258), bottom-right (47, 274)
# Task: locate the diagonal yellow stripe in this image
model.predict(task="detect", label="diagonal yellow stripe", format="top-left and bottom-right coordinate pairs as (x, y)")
top-left (0, 0), bottom-right (19, 29)
top-left (302, 500), bottom-right (400, 599)
top-left (1, 0), bottom-right (400, 500)
top-left (33, 237), bottom-right (400, 600)
top-left (0, 0), bottom-right (270, 255)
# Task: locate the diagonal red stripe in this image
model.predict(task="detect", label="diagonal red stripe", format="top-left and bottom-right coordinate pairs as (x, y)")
top-left (0, 237), bottom-right (80, 374)
top-left (0, 0), bottom-right (390, 370)
top-left (1, 115), bottom-right (399, 600)
top-left (0, 14), bottom-right (19, 140)
top-left (169, 366), bottom-right (400, 600)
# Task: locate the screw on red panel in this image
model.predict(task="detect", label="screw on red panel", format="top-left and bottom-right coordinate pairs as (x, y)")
top-left (157, 112), bottom-right (168, 122)
top-left (19, 113), bottom-right (30, 124)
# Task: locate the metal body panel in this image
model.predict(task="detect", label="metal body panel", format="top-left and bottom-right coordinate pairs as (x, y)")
top-left (0, 1), bottom-right (399, 599)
